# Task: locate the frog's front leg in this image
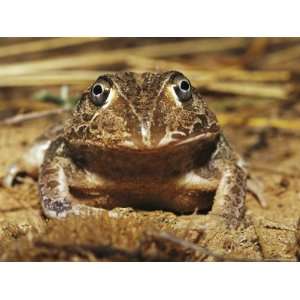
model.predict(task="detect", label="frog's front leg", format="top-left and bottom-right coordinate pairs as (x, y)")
top-left (38, 138), bottom-right (79, 218)
top-left (210, 163), bottom-right (247, 228)
top-left (208, 135), bottom-right (247, 228)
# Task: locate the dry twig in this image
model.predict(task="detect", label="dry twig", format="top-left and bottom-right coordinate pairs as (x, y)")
top-left (0, 38), bottom-right (106, 59)
top-left (0, 108), bottom-right (69, 125)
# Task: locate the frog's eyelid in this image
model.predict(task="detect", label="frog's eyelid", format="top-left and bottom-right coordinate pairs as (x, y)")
top-left (96, 75), bottom-right (114, 85)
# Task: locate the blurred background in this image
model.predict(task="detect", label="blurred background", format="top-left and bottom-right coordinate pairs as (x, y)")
top-left (0, 37), bottom-right (300, 131)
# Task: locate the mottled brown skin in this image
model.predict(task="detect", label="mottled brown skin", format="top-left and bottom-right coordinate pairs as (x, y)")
top-left (3, 71), bottom-right (248, 227)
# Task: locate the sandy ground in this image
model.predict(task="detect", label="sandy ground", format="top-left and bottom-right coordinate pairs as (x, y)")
top-left (0, 99), bottom-right (299, 261)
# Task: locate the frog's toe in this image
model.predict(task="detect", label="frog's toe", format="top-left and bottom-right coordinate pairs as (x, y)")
top-left (70, 204), bottom-right (108, 217)
top-left (42, 198), bottom-right (72, 219)
top-left (42, 202), bottom-right (108, 219)
top-left (2, 163), bottom-right (21, 187)
top-left (209, 212), bottom-right (243, 230)
top-left (247, 177), bottom-right (267, 208)
top-left (43, 208), bottom-right (69, 219)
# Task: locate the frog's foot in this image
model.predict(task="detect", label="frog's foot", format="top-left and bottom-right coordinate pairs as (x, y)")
top-left (42, 201), bottom-right (122, 219)
top-left (3, 139), bottom-right (50, 188)
top-left (247, 176), bottom-right (267, 208)
top-left (41, 197), bottom-right (73, 219)
top-left (3, 160), bottom-right (39, 187)
top-left (209, 212), bottom-right (243, 230)
top-left (2, 163), bottom-right (23, 187)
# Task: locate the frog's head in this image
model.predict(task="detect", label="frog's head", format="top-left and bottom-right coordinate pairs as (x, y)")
top-left (66, 71), bottom-right (220, 152)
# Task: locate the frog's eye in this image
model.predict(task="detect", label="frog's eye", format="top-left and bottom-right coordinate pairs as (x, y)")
top-left (90, 78), bottom-right (112, 106)
top-left (172, 75), bottom-right (192, 102)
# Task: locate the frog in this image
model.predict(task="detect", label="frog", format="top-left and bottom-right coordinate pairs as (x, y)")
top-left (3, 71), bottom-right (264, 228)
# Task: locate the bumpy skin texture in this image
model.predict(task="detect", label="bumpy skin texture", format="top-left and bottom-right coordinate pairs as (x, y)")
top-left (3, 71), bottom-right (248, 227)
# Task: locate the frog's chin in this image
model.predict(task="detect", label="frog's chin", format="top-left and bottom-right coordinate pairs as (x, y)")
top-left (116, 131), bottom-right (219, 153)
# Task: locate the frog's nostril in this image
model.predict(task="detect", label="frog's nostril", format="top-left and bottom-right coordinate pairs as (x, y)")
top-left (198, 115), bottom-right (208, 128)
top-left (193, 122), bottom-right (203, 132)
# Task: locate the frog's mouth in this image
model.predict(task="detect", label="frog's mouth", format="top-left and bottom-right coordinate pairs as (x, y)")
top-left (117, 130), bottom-right (219, 153)
top-left (69, 130), bottom-right (220, 177)
top-left (68, 127), bottom-right (220, 155)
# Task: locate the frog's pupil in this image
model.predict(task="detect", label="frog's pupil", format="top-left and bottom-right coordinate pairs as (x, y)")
top-left (93, 84), bottom-right (103, 95)
top-left (180, 80), bottom-right (190, 91)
